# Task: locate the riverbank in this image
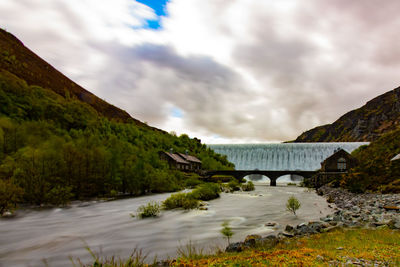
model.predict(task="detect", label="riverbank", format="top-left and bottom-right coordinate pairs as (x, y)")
top-left (173, 186), bottom-right (400, 266)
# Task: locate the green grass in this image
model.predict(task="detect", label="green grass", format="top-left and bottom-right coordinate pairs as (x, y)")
top-left (174, 228), bottom-right (400, 266)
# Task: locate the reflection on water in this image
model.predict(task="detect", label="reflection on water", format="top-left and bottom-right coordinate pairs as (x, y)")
top-left (0, 185), bottom-right (332, 266)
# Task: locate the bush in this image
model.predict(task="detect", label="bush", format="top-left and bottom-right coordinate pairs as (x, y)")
top-left (227, 180), bottom-right (240, 191)
top-left (184, 177), bottom-right (203, 188)
top-left (163, 193), bottom-right (199, 210)
top-left (241, 181), bottom-right (255, 191)
top-left (136, 201), bottom-right (161, 218)
top-left (191, 183), bottom-right (220, 201)
top-left (163, 183), bottom-right (220, 210)
top-left (286, 196), bottom-right (301, 216)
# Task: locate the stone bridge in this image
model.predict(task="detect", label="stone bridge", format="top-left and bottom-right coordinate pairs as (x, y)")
top-left (205, 170), bottom-right (317, 186)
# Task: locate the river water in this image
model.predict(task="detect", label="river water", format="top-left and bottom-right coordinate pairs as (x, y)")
top-left (0, 184), bottom-right (333, 267)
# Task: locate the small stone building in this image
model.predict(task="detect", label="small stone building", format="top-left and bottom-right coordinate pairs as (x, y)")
top-left (177, 152), bottom-right (202, 171)
top-left (159, 151), bottom-right (190, 171)
top-left (320, 148), bottom-right (357, 172)
top-left (310, 148), bottom-right (358, 188)
top-left (159, 151), bottom-right (202, 172)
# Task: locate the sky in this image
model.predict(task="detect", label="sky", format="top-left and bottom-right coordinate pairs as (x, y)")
top-left (1, 0), bottom-right (400, 144)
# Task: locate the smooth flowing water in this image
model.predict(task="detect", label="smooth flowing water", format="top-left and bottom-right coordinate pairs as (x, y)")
top-left (0, 185), bottom-right (333, 267)
top-left (209, 143), bottom-right (369, 170)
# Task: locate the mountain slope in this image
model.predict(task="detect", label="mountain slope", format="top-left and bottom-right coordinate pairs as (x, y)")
top-left (0, 28), bottom-right (145, 125)
top-left (294, 86), bottom-right (400, 142)
top-left (0, 29), bottom-right (235, 208)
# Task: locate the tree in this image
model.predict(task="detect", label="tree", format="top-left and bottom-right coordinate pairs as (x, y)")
top-left (221, 221), bottom-right (234, 245)
top-left (0, 179), bottom-right (24, 214)
top-left (286, 195), bottom-right (301, 216)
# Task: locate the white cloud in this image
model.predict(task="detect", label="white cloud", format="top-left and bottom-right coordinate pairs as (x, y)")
top-left (1, 0), bottom-right (400, 143)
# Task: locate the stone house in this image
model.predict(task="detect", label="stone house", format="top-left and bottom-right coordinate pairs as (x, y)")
top-left (310, 148), bottom-right (358, 188)
top-left (320, 148), bottom-right (357, 172)
top-left (159, 151), bottom-right (202, 172)
top-left (177, 152), bottom-right (202, 171)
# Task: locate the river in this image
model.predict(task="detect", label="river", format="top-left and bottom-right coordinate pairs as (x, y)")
top-left (0, 184), bottom-right (333, 267)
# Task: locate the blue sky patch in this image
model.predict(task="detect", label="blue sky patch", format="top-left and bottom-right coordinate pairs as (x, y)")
top-left (171, 107), bottom-right (184, 118)
top-left (136, 0), bottom-right (169, 29)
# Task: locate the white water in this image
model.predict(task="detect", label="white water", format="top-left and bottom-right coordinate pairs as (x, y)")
top-left (0, 185), bottom-right (333, 267)
top-left (209, 142), bottom-right (369, 170)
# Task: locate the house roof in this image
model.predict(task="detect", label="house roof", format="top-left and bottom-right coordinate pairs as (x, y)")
top-left (321, 148), bottom-right (352, 164)
top-left (177, 153), bottom-right (202, 163)
top-left (391, 153), bottom-right (400, 161)
top-left (163, 152), bottom-right (190, 164)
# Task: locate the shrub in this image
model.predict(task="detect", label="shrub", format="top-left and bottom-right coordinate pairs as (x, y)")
top-left (136, 201), bottom-right (161, 218)
top-left (163, 193), bottom-right (199, 210)
top-left (286, 195), bottom-right (301, 216)
top-left (163, 183), bottom-right (220, 210)
top-left (184, 177), bottom-right (203, 188)
top-left (241, 181), bottom-right (255, 191)
top-left (191, 183), bottom-right (220, 201)
top-left (227, 180), bottom-right (240, 191)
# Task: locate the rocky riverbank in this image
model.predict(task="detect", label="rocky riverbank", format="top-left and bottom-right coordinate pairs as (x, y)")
top-left (226, 186), bottom-right (400, 253)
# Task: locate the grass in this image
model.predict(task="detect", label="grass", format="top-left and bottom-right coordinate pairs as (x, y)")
top-left (173, 228), bottom-right (400, 266)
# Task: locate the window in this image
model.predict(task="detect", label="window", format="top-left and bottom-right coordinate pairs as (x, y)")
top-left (337, 158), bottom-right (346, 170)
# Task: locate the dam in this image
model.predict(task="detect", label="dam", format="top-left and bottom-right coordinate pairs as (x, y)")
top-left (208, 142), bottom-right (369, 171)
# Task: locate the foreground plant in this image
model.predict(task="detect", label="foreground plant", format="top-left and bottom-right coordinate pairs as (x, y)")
top-left (286, 195), bottom-right (301, 216)
top-left (136, 201), bottom-right (161, 219)
top-left (220, 221), bottom-right (234, 245)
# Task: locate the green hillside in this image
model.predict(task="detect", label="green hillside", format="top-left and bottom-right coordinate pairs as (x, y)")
top-left (0, 31), bottom-right (234, 211)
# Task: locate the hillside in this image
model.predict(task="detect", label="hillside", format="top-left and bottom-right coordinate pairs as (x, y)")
top-left (340, 127), bottom-right (400, 193)
top-left (0, 29), bottom-right (234, 210)
top-left (294, 86), bottom-right (400, 142)
top-left (0, 28), bottom-right (146, 126)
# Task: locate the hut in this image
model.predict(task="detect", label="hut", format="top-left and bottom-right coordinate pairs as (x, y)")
top-left (159, 151), bottom-right (190, 171)
top-left (320, 148), bottom-right (357, 172)
top-left (177, 152), bottom-right (202, 171)
top-left (310, 148), bottom-right (357, 188)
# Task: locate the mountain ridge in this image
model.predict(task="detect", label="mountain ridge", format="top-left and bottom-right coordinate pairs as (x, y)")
top-left (0, 28), bottom-right (152, 128)
top-left (294, 86), bottom-right (400, 142)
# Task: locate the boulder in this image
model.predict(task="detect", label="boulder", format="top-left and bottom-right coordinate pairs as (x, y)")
top-left (225, 242), bottom-right (244, 252)
top-left (285, 224), bottom-right (294, 232)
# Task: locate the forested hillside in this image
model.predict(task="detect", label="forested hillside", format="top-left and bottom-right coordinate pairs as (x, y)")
top-left (0, 30), bottom-right (234, 211)
top-left (0, 28), bottom-right (142, 125)
top-left (294, 86), bottom-right (400, 142)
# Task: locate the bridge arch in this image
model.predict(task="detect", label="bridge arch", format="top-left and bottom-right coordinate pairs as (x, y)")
top-left (205, 170), bottom-right (316, 186)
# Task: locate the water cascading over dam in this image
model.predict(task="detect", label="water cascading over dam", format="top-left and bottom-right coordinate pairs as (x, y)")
top-left (208, 143), bottom-right (369, 171)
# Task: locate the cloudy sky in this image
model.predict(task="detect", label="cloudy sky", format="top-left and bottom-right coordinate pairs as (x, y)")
top-left (1, 0), bottom-right (399, 143)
